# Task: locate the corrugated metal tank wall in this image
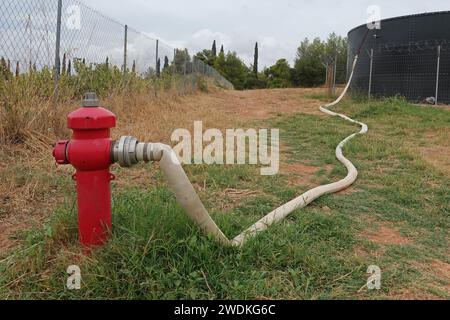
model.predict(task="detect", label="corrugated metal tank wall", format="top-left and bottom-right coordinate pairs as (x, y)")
top-left (347, 11), bottom-right (450, 104)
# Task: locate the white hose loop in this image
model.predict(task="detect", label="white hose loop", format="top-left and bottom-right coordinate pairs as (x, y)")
top-left (142, 55), bottom-right (367, 247)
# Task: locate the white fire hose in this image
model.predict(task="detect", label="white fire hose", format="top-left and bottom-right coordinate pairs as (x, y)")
top-left (112, 55), bottom-right (367, 247)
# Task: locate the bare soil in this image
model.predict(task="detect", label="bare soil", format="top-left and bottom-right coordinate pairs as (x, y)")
top-left (361, 221), bottom-right (413, 245)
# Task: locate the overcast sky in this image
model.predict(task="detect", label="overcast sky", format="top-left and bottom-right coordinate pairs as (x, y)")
top-left (87, 0), bottom-right (449, 68)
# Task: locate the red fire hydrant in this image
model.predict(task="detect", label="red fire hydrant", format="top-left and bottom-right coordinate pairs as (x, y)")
top-left (53, 93), bottom-right (116, 247)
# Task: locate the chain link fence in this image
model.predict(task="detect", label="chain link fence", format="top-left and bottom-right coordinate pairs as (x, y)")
top-left (320, 52), bottom-right (348, 96)
top-left (349, 41), bottom-right (450, 104)
top-left (0, 0), bottom-right (233, 97)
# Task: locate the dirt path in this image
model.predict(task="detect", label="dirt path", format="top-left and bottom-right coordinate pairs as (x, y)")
top-left (195, 87), bottom-right (330, 120)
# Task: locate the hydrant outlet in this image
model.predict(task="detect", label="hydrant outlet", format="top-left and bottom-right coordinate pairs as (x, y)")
top-left (53, 140), bottom-right (69, 165)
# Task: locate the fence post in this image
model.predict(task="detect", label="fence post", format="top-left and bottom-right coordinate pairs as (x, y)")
top-left (123, 25), bottom-right (128, 75)
top-left (435, 45), bottom-right (441, 105)
top-left (368, 48), bottom-right (374, 99)
top-left (172, 49), bottom-right (176, 91)
top-left (54, 0), bottom-right (63, 100)
top-left (155, 39), bottom-right (159, 75)
top-left (333, 52), bottom-right (337, 95)
top-left (183, 55), bottom-right (187, 94)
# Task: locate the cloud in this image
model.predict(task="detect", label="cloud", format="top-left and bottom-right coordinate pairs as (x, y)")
top-left (8, 0), bottom-right (450, 72)
top-left (85, 0), bottom-right (450, 70)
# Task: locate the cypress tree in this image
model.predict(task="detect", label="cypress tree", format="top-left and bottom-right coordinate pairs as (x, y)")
top-left (212, 40), bottom-right (217, 57)
top-left (61, 53), bottom-right (67, 75)
top-left (132, 60), bottom-right (136, 73)
top-left (220, 45), bottom-right (224, 55)
top-left (253, 42), bottom-right (258, 78)
top-left (0, 57), bottom-right (7, 80)
top-left (156, 58), bottom-right (161, 77)
top-left (15, 61), bottom-right (20, 77)
top-left (163, 56), bottom-right (169, 71)
top-left (67, 60), bottom-right (71, 75)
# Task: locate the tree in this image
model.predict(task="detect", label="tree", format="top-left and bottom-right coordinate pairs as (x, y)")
top-left (220, 45), bottom-right (224, 55)
top-left (324, 33), bottom-right (347, 84)
top-left (293, 37), bottom-right (326, 87)
top-left (61, 53), bottom-right (67, 75)
top-left (163, 56), bottom-right (169, 71)
top-left (212, 40), bottom-right (217, 57)
top-left (264, 59), bottom-right (293, 88)
top-left (292, 33), bottom-right (348, 88)
top-left (214, 52), bottom-right (249, 90)
top-left (194, 49), bottom-right (215, 66)
top-left (156, 58), bottom-right (161, 77)
top-left (0, 57), bottom-right (12, 80)
top-left (253, 42), bottom-right (259, 78)
top-left (173, 49), bottom-right (191, 74)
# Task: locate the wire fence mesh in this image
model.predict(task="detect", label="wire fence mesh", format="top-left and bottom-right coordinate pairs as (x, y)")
top-left (349, 41), bottom-right (450, 104)
top-left (0, 0), bottom-right (234, 98)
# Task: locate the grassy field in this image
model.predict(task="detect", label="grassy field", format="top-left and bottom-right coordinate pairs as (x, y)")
top-left (0, 90), bottom-right (449, 299)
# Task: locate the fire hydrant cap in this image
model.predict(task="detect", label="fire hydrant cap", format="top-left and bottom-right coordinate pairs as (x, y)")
top-left (83, 92), bottom-right (100, 108)
top-left (67, 107), bottom-right (116, 130)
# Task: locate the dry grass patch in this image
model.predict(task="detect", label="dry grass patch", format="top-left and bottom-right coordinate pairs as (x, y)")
top-left (413, 128), bottom-right (450, 176)
top-left (363, 221), bottom-right (413, 245)
top-left (211, 88), bottom-right (331, 120)
top-left (388, 287), bottom-right (443, 300)
top-left (281, 162), bottom-right (334, 188)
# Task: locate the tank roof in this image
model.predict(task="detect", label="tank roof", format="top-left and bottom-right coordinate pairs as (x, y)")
top-left (347, 11), bottom-right (450, 36)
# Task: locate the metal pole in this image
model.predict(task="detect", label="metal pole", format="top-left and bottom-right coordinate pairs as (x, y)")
top-left (123, 25), bottom-right (128, 75)
top-left (183, 54), bottom-right (187, 94)
top-left (333, 52), bottom-right (337, 95)
top-left (172, 49), bottom-right (176, 92)
top-left (435, 45), bottom-right (441, 105)
top-left (154, 40), bottom-right (159, 96)
top-left (155, 39), bottom-right (159, 74)
top-left (173, 48), bottom-right (176, 74)
top-left (368, 48), bottom-right (374, 99)
top-left (54, 0), bottom-right (63, 99)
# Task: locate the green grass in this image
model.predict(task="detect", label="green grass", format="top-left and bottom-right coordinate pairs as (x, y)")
top-left (1, 97), bottom-right (449, 299)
